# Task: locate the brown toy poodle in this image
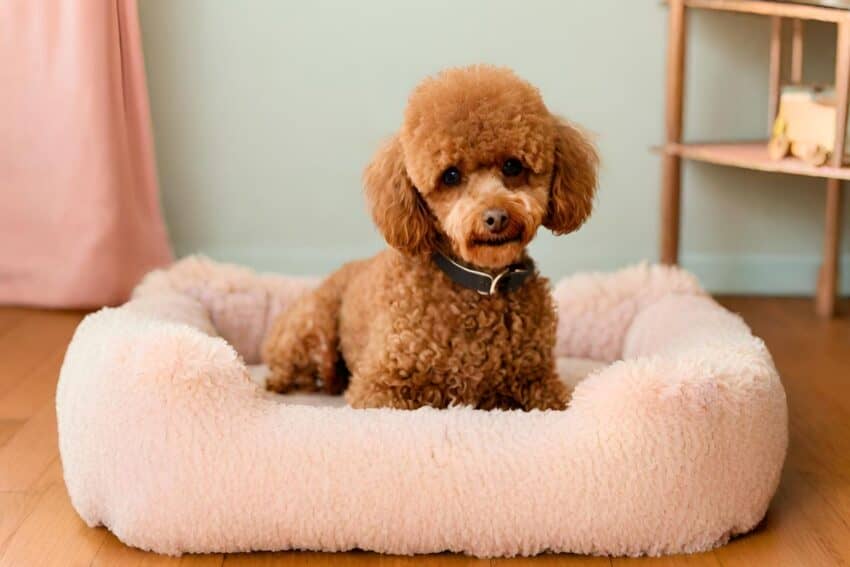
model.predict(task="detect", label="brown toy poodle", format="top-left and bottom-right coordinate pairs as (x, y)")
top-left (262, 65), bottom-right (598, 410)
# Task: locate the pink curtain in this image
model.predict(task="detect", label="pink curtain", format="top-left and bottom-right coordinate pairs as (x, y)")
top-left (0, 0), bottom-right (173, 308)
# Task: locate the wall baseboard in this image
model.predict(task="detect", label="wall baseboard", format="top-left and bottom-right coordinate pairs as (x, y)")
top-left (681, 253), bottom-right (850, 296)
top-left (177, 245), bottom-right (850, 296)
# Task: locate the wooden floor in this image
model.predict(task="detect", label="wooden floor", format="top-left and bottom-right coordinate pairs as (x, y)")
top-left (0, 298), bottom-right (847, 567)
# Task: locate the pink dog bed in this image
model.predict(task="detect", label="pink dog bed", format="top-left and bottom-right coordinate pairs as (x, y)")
top-left (56, 257), bottom-right (787, 557)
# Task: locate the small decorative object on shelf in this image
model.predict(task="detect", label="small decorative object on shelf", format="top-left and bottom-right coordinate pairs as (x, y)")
top-left (768, 85), bottom-right (847, 166)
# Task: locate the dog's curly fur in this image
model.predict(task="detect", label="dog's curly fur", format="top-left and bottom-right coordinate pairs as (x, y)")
top-left (263, 65), bottom-right (598, 410)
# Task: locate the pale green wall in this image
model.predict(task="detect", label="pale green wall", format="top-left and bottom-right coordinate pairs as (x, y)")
top-left (139, 0), bottom-right (849, 294)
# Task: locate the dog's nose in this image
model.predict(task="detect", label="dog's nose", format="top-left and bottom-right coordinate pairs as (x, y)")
top-left (483, 208), bottom-right (509, 233)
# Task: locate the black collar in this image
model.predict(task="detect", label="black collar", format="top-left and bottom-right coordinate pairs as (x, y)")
top-left (433, 252), bottom-right (535, 296)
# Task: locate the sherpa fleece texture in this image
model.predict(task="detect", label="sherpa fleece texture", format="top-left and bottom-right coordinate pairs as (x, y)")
top-left (56, 257), bottom-right (787, 558)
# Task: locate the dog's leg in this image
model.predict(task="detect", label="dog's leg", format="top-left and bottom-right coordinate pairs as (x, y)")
top-left (343, 376), bottom-right (405, 408)
top-left (520, 374), bottom-right (570, 411)
top-left (486, 369), bottom-right (570, 411)
top-left (262, 266), bottom-right (357, 395)
top-left (344, 361), bottom-right (438, 409)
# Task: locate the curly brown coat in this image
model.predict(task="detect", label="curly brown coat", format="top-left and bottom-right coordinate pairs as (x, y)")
top-left (262, 65), bottom-right (598, 410)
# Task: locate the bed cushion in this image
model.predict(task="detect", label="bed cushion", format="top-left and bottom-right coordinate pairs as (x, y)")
top-left (56, 257), bottom-right (787, 557)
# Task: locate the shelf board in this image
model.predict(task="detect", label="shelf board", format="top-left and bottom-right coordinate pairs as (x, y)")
top-left (659, 141), bottom-right (850, 181)
top-left (683, 0), bottom-right (850, 22)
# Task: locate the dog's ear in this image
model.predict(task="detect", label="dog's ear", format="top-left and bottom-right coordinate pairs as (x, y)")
top-left (363, 135), bottom-right (437, 255)
top-left (544, 118), bottom-right (599, 235)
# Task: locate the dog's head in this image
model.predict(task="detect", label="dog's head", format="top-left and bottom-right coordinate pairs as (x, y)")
top-left (364, 65), bottom-right (598, 270)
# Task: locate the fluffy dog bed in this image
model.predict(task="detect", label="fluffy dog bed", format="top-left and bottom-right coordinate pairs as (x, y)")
top-left (57, 257), bottom-right (787, 557)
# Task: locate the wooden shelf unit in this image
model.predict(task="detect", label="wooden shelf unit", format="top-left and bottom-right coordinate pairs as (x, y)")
top-left (661, 0), bottom-right (850, 317)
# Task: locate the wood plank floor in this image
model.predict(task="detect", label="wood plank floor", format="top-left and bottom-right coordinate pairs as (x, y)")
top-left (0, 298), bottom-right (847, 566)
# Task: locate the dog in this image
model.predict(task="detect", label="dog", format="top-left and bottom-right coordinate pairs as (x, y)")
top-left (262, 65), bottom-right (598, 410)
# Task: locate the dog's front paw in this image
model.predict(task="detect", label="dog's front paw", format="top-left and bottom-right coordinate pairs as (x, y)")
top-left (265, 362), bottom-right (316, 393)
top-left (523, 377), bottom-right (570, 411)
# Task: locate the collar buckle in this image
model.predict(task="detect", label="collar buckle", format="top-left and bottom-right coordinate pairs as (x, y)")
top-left (479, 269), bottom-right (511, 296)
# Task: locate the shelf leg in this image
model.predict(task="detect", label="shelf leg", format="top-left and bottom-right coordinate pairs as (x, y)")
top-left (791, 19), bottom-right (804, 85)
top-left (816, 19), bottom-right (850, 318)
top-left (661, 0), bottom-right (686, 265)
top-left (818, 180), bottom-right (844, 317)
top-left (768, 17), bottom-right (783, 129)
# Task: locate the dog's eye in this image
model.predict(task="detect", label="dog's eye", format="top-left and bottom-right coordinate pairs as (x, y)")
top-left (441, 166), bottom-right (462, 187)
top-left (502, 158), bottom-right (524, 177)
